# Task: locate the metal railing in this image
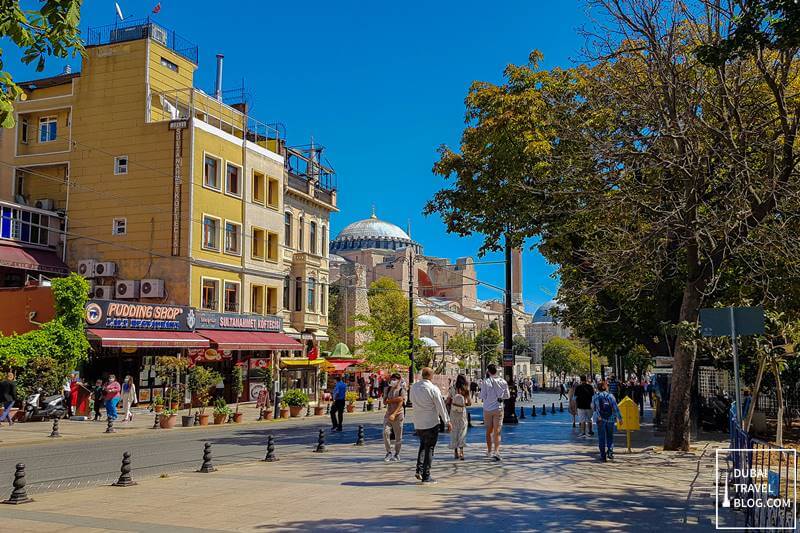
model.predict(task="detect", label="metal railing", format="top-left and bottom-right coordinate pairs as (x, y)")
top-left (86, 18), bottom-right (198, 64)
top-left (0, 200), bottom-right (62, 249)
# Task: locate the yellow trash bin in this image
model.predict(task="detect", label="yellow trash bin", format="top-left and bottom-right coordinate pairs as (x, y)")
top-left (616, 396), bottom-right (640, 452)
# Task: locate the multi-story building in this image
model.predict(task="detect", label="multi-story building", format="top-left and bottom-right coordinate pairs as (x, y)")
top-left (0, 19), bottom-right (337, 403)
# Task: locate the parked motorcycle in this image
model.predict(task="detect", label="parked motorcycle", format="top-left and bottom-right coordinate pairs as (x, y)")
top-left (24, 389), bottom-right (67, 422)
top-left (700, 391), bottom-right (732, 432)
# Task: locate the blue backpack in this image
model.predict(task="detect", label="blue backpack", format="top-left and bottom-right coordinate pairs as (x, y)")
top-left (597, 393), bottom-right (614, 419)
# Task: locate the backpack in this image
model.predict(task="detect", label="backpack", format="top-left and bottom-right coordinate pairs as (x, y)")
top-left (597, 393), bottom-right (614, 419)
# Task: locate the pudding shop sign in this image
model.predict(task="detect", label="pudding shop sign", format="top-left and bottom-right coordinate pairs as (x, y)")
top-left (195, 311), bottom-right (282, 332)
top-left (84, 300), bottom-right (194, 331)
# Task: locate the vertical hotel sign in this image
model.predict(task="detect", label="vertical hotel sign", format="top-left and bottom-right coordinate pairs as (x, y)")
top-left (169, 119), bottom-right (189, 256)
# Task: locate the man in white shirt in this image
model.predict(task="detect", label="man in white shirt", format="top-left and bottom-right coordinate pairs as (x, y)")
top-left (480, 364), bottom-right (510, 460)
top-left (409, 367), bottom-right (451, 484)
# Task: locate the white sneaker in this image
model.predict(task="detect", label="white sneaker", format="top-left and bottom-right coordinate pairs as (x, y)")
top-left (486, 450), bottom-right (493, 459)
top-left (391, 453), bottom-right (400, 462)
top-left (384, 452), bottom-right (393, 462)
top-left (493, 453), bottom-right (502, 461)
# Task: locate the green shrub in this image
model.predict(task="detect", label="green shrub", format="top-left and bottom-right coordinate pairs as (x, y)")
top-left (282, 389), bottom-right (309, 407)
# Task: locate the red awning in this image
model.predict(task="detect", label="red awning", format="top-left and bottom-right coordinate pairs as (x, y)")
top-left (196, 330), bottom-right (303, 351)
top-left (325, 358), bottom-right (366, 372)
top-left (0, 243), bottom-right (69, 275)
top-left (87, 329), bottom-right (210, 348)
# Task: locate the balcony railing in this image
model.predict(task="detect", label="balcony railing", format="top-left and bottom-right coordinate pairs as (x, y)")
top-left (87, 19), bottom-right (198, 64)
top-left (0, 201), bottom-right (62, 250)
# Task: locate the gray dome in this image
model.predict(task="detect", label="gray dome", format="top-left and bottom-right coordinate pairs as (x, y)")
top-left (532, 299), bottom-right (562, 323)
top-left (330, 210), bottom-right (422, 254)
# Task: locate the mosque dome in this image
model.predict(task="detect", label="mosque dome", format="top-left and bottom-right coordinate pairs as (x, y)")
top-left (330, 209), bottom-right (422, 254)
top-left (532, 299), bottom-right (563, 324)
top-left (416, 314), bottom-right (447, 326)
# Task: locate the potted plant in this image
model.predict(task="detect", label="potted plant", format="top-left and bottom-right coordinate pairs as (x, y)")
top-left (279, 400), bottom-right (289, 419)
top-left (367, 397), bottom-right (374, 411)
top-left (213, 397), bottom-right (232, 424)
top-left (153, 395), bottom-right (165, 413)
top-left (283, 389), bottom-right (309, 417)
top-left (257, 367), bottom-right (274, 420)
top-left (168, 387), bottom-right (181, 410)
top-left (155, 356), bottom-right (189, 410)
top-left (189, 366), bottom-right (222, 426)
top-left (346, 391), bottom-right (358, 413)
top-left (159, 408), bottom-right (178, 429)
top-left (231, 364), bottom-right (245, 423)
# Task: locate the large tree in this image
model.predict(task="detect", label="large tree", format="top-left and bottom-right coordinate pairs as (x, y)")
top-left (353, 277), bottom-right (413, 369)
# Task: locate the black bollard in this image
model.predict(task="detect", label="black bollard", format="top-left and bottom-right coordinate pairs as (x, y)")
top-left (105, 417), bottom-right (116, 433)
top-left (355, 424), bottom-right (365, 446)
top-left (2, 463), bottom-right (32, 504)
top-left (560, 402), bottom-right (564, 412)
top-left (257, 408), bottom-right (264, 421)
top-left (198, 442), bottom-right (216, 473)
top-left (551, 403), bottom-right (556, 414)
top-left (49, 418), bottom-right (61, 438)
top-left (542, 404), bottom-right (547, 416)
top-left (306, 405), bottom-right (311, 417)
top-left (112, 451), bottom-right (136, 487)
top-left (531, 405), bottom-right (537, 417)
top-left (193, 411), bottom-right (200, 426)
top-left (314, 429), bottom-right (327, 453)
top-left (378, 400), bottom-right (382, 410)
top-left (519, 406), bottom-right (526, 419)
top-left (325, 403), bottom-right (330, 415)
top-left (467, 410), bottom-right (473, 428)
top-left (151, 413), bottom-right (160, 430)
top-left (362, 401), bottom-right (367, 412)
top-left (263, 434), bottom-right (278, 462)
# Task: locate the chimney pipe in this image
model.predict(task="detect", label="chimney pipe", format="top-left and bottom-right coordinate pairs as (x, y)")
top-left (215, 54), bottom-right (224, 101)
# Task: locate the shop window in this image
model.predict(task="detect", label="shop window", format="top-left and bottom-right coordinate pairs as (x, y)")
top-left (267, 177), bottom-right (279, 208)
top-left (294, 277), bottom-right (302, 312)
top-left (284, 212), bottom-right (292, 248)
top-left (224, 281), bottom-right (240, 312)
top-left (251, 284), bottom-right (264, 314)
top-left (202, 216), bottom-right (220, 250)
top-left (309, 221), bottom-right (317, 255)
top-left (252, 171), bottom-right (265, 205)
top-left (251, 227), bottom-right (265, 260)
top-left (201, 278), bottom-right (219, 310)
top-left (267, 232), bottom-right (278, 261)
top-left (266, 287), bottom-right (278, 314)
top-left (224, 221), bottom-right (241, 255)
top-left (283, 276), bottom-right (291, 311)
top-left (307, 277), bottom-right (316, 312)
top-left (204, 155), bottom-right (220, 190)
top-left (226, 163), bottom-right (241, 197)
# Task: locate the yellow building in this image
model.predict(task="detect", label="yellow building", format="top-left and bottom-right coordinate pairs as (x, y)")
top-left (0, 20), bottom-right (338, 403)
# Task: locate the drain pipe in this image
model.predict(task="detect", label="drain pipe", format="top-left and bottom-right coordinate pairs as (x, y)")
top-left (215, 54), bottom-right (224, 100)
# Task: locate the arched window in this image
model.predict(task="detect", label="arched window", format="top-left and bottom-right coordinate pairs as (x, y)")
top-left (284, 212), bottom-right (293, 248)
top-left (309, 221), bottom-right (317, 255)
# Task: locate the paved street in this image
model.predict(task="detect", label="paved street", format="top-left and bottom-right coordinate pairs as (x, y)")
top-left (0, 392), bottom-right (729, 531)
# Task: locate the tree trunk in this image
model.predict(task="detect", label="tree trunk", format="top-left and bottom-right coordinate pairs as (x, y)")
top-left (744, 356), bottom-right (767, 432)
top-left (773, 360), bottom-right (784, 447)
top-left (664, 283), bottom-right (703, 451)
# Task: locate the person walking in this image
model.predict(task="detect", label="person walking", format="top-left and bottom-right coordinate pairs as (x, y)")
top-left (469, 379), bottom-right (478, 403)
top-left (409, 367), bottom-right (450, 484)
top-left (382, 373), bottom-right (406, 462)
top-left (608, 374), bottom-right (620, 401)
top-left (448, 374), bottom-right (471, 460)
top-left (575, 375), bottom-right (595, 437)
top-left (121, 375), bottom-right (137, 422)
top-left (558, 382), bottom-right (568, 400)
top-left (593, 380), bottom-right (623, 462)
top-left (104, 374), bottom-right (121, 421)
top-left (480, 364), bottom-right (510, 461)
top-left (568, 380), bottom-right (578, 427)
top-left (92, 379), bottom-right (104, 421)
top-left (0, 372), bottom-right (17, 426)
top-left (330, 375), bottom-right (347, 432)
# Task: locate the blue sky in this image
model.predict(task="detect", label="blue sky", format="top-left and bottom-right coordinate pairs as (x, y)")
top-left (7, 0), bottom-right (589, 312)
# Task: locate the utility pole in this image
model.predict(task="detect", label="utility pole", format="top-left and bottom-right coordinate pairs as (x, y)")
top-left (502, 235), bottom-right (518, 424)
top-left (406, 250), bottom-right (415, 406)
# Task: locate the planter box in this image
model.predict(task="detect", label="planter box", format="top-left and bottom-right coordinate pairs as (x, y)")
top-left (346, 404), bottom-right (355, 413)
top-left (181, 415), bottom-right (193, 427)
top-left (232, 412), bottom-right (243, 423)
top-left (314, 406), bottom-right (324, 416)
top-left (160, 414), bottom-right (177, 429)
top-left (263, 409), bottom-right (274, 420)
top-left (213, 414), bottom-right (228, 425)
top-left (279, 409), bottom-right (290, 419)
top-left (198, 413), bottom-right (210, 426)
top-left (288, 405), bottom-right (303, 418)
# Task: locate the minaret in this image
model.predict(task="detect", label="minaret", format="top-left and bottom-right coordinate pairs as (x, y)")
top-left (512, 248), bottom-right (523, 306)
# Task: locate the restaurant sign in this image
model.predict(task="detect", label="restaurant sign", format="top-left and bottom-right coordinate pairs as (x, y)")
top-left (85, 299), bottom-right (195, 332)
top-left (195, 311), bottom-right (282, 332)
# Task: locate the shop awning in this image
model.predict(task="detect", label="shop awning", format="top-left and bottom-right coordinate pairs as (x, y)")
top-left (325, 358), bottom-right (366, 372)
top-left (196, 330), bottom-right (303, 351)
top-left (280, 357), bottom-right (327, 368)
top-left (0, 243), bottom-right (69, 275)
top-left (86, 329), bottom-right (210, 348)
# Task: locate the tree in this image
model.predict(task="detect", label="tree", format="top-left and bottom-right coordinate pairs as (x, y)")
top-left (621, 345), bottom-right (654, 381)
top-left (189, 366), bottom-right (222, 415)
top-left (475, 322), bottom-right (502, 367)
top-left (354, 278), bottom-right (413, 369)
top-left (322, 285), bottom-right (342, 352)
top-left (512, 335), bottom-right (529, 356)
top-left (0, 0), bottom-right (84, 127)
top-left (446, 332), bottom-right (475, 365)
top-left (542, 338), bottom-right (590, 382)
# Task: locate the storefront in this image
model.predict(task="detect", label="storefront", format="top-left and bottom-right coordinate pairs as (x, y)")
top-left (84, 299), bottom-right (207, 404)
top-left (279, 357), bottom-right (327, 403)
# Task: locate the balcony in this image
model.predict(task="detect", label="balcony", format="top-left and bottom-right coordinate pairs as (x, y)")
top-left (16, 110), bottom-right (71, 157)
top-left (87, 19), bottom-right (198, 64)
top-left (0, 201), bottom-right (63, 250)
top-left (285, 147), bottom-right (337, 208)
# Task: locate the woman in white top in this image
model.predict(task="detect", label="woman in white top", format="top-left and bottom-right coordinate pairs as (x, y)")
top-left (448, 374), bottom-right (471, 460)
top-left (121, 375), bottom-right (137, 422)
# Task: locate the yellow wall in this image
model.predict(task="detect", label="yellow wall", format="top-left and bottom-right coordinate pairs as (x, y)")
top-left (190, 264), bottom-right (242, 311)
top-left (15, 108), bottom-right (71, 156)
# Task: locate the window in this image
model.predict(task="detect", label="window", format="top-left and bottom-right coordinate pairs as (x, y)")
top-left (295, 277), bottom-right (302, 311)
top-left (204, 155), bottom-right (220, 189)
top-left (224, 221), bottom-right (241, 255)
top-left (251, 227), bottom-right (265, 259)
top-left (39, 116), bottom-right (57, 143)
top-left (284, 212), bottom-right (292, 248)
top-left (252, 171), bottom-right (265, 205)
top-left (251, 285), bottom-right (264, 314)
top-left (20, 120), bottom-right (28, 144)
top-left (309, 221), bottom-right (317, 255)
top-left (224, 281), bottom-right (240, 312)
top-left (202, 216), bottom-right (220, 250)
top-left (267, 178), bottom-right (279, 207)
top-left (160, 57), bottom-right (179, 72)
top-left (201, 278), bottom-right (219, 310)
top-left (307, 277), bottom-right (316, 312)
top-left (267, 232), bottom-right (278, 261)
top-left (114, 156), bottom-right (128, 175)
top-left (266, 287), bottom-right (278, 314)
top-left (321, 226), bottom-right (327, 257)
top-left (225, 163), bottom-right (241, 196)
top-left (298, 216), bottom-right (304, 251)
top-left (112, 217), bottom-right (127, 236)
top-left (320, 283), bottom-right (327, 315)
top-left (283, 276), bottom-right (291, 311)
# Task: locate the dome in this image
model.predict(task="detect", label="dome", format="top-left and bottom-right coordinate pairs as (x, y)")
top-left (416, 314), bottom-right (447, 326)
top-left (329, 253), bottom-right (348, 264)
top-left (330, 209), bottom-right (423, 254)
top-left (419, 336), bottom-right (439, 348)
top-left (532, 299), bottom-right (563, 324)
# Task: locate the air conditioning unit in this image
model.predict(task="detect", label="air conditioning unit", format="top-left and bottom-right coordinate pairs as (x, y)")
top-left (77, 259), bottom-right (96, 278)
top-left (93, 261), bottom-right (117, 277)
top-left (140, 279), bottom-right (165, 298)
top-left (93, 285), bottom-right (115, 300)
top-left (34, 198), bottom-right (55, 211)
top-left (110, 25), bottom-right (147, 44)
top-left (149, 24), bottom-right (168, 46)
top-left (115, 280), bottom-right (140, 299)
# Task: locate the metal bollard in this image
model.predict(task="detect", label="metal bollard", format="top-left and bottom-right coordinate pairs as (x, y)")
top-left (519, 406), bottom-right (525, 419)
top-left (542, 404), bottom-right (547, 416)
top-left (531, 405), bottom-right (537, 417)
top-left (378, 400), bottom-right (382, 410)
top-left (198, 442), bottom-right (216, 473)
top-left (355, 424), bottom-right (365, 446)
top-left (325, 403), bottom-right (330, 415)
top-left (105, 417), bottom-right (116, 433)
top-left (362, 401), bottom-right (367, 412)
top-left (49, 418), bottom-right (61, 438)
top-left (560, 402), bottom-right (564, 412)
top-left (112, 451), bottom-right (136, 487)
top-left (263, 434), bottom-right (278, 462)
top-left (314, 429), bottom-right (327, 453)
top-left (151, 413), bottom-right (160, 430)
top-left (306, 405), bottom-right (311, 417)
top-left (193, 411), bottom-right (200, 426)
top-left (2, 463), bottom-right (32, 504)
top-left (257, 408), bottom-right (263, 421)
top-left (551, 403), bottom-right (556, 414)
top-left (467, 410), bottom-right (473, 428)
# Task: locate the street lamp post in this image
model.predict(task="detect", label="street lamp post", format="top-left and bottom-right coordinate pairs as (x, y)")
top-left (502, 236), bottom-right (518, 424)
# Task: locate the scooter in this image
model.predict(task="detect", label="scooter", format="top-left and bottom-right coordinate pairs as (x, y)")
top-left (700, 392), bottom-right (732, 432)
top-left (24, 389), bottom-right (67, 422)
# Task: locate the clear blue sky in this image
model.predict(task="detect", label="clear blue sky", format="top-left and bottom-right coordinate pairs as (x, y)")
top-left (7, 0), bottom-right (589, 312)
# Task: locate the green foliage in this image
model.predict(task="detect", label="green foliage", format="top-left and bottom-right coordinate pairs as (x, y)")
top-left (322, 285), bottom-right (342, 351)
top-left (15, 355), bottom-right (68, 398)
top-left (512, 335), bottom-right (529, 356)
top-left (153, 395), bottom-right (165, 406)
top-left (188, 366), bottom-right (222, 412)
top-left (354, 277), bottom-right (412, 369)
top-left (213, 397), bottom-right (232, 416)
top-left (621, 345), bottom-right (654, 378)
top-left (542, 338), bottom-right (590, 378)
top-left (345, 391), bottom-right (358, 404)
top-left (282, 389), bottom-right (309, 407)
top-left (475, 322), bottom-right (502, 364)
top-left (0, 0), bottom-right (85, 128)
top-left (231, 364), bottom-right (244, 398)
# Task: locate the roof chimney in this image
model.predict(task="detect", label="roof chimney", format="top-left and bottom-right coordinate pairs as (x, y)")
top-left (63, 65), bottom-right (72, 74)
top-left (214, 54), bottom-right (224, 101)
